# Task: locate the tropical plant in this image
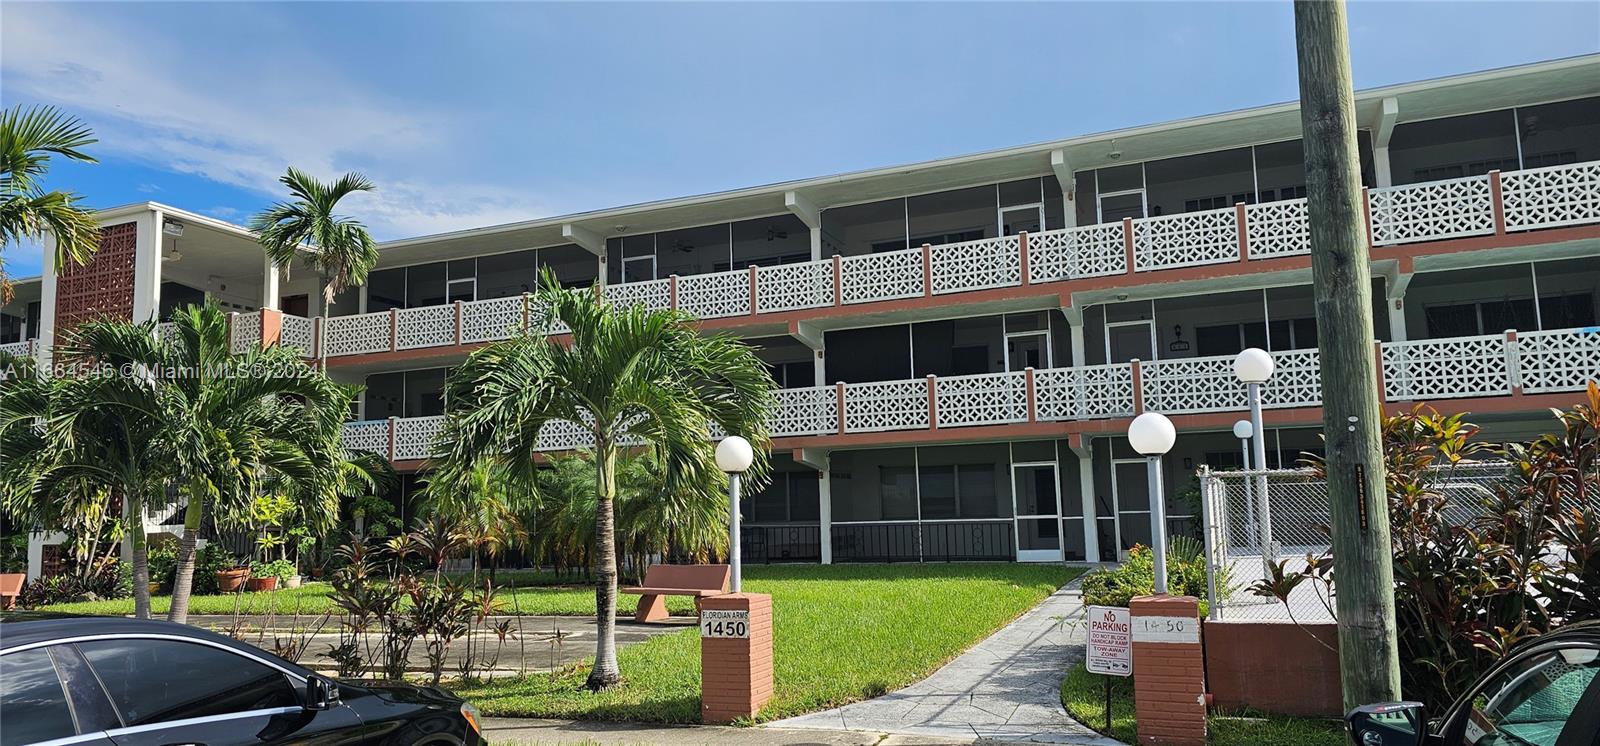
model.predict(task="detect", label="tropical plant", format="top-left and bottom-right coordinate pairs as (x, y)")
top-left (250, 168), bottom-right (379, 307)
top-left (436, 269), bottom-right (773, 690)
top-left (1079, 537), bottom-right (1221, 614)
top-left (0, 105), bottom-right (99, 302)
top-left (1256, 389), bottom-right (1600, 708)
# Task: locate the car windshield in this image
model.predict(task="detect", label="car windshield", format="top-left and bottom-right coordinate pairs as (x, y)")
top-left (1466, 646), bottom-right (1600, 746)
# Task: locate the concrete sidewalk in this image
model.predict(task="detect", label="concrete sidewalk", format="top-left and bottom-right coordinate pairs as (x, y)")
top-left (768, 580), bottom-right (1122, 745)
top-left (483, 717), bottom-right (971, 745)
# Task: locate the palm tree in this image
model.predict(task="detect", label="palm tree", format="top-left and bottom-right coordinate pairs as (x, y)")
top-left (438, 270), bottom-right (773, 690)
top-left (0, 105), bottom-right (100, 302)
top-left (250, 168), bottom-right (379, 308)
top-left (154, 301), bottom-right (356, 624)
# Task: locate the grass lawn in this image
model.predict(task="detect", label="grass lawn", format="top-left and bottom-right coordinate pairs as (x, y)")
top-left (1059, 662), bottom-right (1345, 746)
top-left (36, 570), bottom-right (701, 617)
top-left (453, 563), bottom-right (1080, 724)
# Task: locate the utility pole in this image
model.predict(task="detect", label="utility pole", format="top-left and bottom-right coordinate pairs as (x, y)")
top-left (1293, 0), bottom-right (1401, 709)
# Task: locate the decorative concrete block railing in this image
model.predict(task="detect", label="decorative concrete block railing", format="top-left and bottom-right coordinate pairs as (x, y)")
top-left (343, 326), bottom-right (1598, 463)
top-left (1133, 207), bottom-right (1241, 271)
top-left (0, 339), bottom-right (35, 357)
top-left (1367, 174), bottom-right (1496, 245)
top-left (1500, 161), bottom-right (1600, 232)
top-left (229, 311), bottom-right (262, 354)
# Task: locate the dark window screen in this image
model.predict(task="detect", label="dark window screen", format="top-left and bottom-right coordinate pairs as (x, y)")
top-left (77, 639), bottom-right (297, 726)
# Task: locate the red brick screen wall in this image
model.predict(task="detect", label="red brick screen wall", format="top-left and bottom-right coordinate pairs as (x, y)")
top-left (55, 221), bottom-right (138, 336)
top-left (1203, 621), bottom-right (1342, 718)
top-left (699, 593), bottom-right (774, 724)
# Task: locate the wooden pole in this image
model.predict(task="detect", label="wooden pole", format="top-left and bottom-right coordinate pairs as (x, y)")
top-left (1294, 0), bottom-right (1401, 709)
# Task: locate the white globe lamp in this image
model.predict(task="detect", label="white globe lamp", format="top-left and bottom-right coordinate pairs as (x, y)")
top-left (1127, 411), bottom-right (1177, 594)
top-left (716, 435), bottom-right (755, 592)
top-left (1233, 347), bottom-right (1275, 383)
top-left (1232, 419), bottom-right (1254, 441)
top-left (1127, 411), bottom-right (1177, 456)
top-left (716, 435), bottom-right (754, 474)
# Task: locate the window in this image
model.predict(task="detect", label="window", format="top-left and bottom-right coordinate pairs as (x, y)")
top-left (77, 638), bottom-right (298, 726)
top-left (918, 464), bottom-right (1001, 520)
top-left (1457, 647), bottom-right (1599, 745)
top-left (879, 466), bottom-right (919, 520)
top-left (745, 472), bottom-right (820, 524)
top-left (1425, 298), bottom-right (1547, 337)
top-left (0, 649), bottom-right (76, 746)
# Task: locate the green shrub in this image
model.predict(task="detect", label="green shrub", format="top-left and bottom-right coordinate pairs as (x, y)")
top-left (147, 541), bottom-right (178, 588)
top-left (253, 558), bottom-right (297, 583)
top-left (1081, 538), bottom-right (1212, 614)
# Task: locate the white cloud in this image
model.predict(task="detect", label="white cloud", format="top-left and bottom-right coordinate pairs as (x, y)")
top-left (0, 4), bottom-right (556, 241)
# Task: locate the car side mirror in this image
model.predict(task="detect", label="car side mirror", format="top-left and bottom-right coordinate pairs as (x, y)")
top-left (1347, 702), bottom-right (1425, 746)
top-left (305, 674), bottom-right (342, 711)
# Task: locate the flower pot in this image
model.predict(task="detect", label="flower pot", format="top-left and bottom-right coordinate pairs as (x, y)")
top-left (148, 582), bottom-right (162, 596)
top-left (284, 575), bottom-right (303, 589)
top-left (245, 576), bottom-right (278, 592)
top-left (216, 568), bottom-right (251, 593)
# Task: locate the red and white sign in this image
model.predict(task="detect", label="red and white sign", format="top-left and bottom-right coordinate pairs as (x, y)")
top-left (1086, 605), bottom-right (1132, 676)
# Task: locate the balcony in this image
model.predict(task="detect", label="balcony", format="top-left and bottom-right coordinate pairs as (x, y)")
top-left (266, 160), bottom-right (1600, 362)
top-left (0, 338), bottom-right (36, 357)
top-left (342, 325), bottom-right (1600, 463)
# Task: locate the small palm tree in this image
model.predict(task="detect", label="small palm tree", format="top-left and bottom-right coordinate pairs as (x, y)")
top-left (438, 270), bottom-right (773, 690)
top-left (157, 302), bottom-right (356, 623)
top-left (250, 168), bottom-right (379, 308)
top-left (0, 105), bottom-right (100, 302)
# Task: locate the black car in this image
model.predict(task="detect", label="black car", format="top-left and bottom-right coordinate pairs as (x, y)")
top-left (1347, 621), bottom-right (1600, 746)
top-left (0, 617), bottom-right (483, 746)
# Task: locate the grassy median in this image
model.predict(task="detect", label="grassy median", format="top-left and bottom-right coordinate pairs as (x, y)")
top-left (453, 563), bottom-right (1081, 723)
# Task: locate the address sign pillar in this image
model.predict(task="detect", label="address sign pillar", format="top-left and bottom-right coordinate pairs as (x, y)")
top-left (1130, 594), bottom-right (1206, 746)
top-left (699, 592), bottom-right (773, 724)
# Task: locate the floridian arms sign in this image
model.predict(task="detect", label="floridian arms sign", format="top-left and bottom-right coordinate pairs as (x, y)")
top-left (1086, 605), bottom-right (1132, 676)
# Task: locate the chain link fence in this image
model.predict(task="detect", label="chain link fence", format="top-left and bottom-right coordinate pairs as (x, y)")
top-left (1197, 462), bottom-right (1517, 623)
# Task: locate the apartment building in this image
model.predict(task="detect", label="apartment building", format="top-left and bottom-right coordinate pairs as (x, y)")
top-left (6, 55), bottom-right (1599, 566)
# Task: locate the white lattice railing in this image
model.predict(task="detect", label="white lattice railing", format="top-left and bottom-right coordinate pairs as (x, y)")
top-left (323, 312), bottom-right (391, 357)
top-left (1033, 364), bottom-right (1137, 421)
top-left (341, 420), bottom-right (391, 457)
top-left (1500, 161), bottom-right (1600, 232)
top-left (842, 379), bottom-right (929, 433)
top-left (279, 314), bottom-right (314, 354)
top-left (229, 312), bottom-right (261, 354)
top-left (928, 235), bottom-right (1021, 295)
top-left (1368, 174), bottom-right (1495, 245)
top-left (756, 262), bottom-right (833, 313)
top-left (1141, 349), bottom-right (1322, 415)
top-left (934, 371), bottom-right (1028, 427)
top-left (396, 305), bottom-right (456, 350)
top-left (460, 296), bottom-right (526, 344)
top-left (1244, 199), bottom-right (1310, 258)
top-left (1029, 223), bottom-right (1127, 282)
top-left (604, 278), bottom-right (671, 313)
top-left (393, 416), bottom-right (445, 460)
top-left (769, 386), bottom-right (837, 436)
top-left (677, 269), bottom-right (751, 319)
top-left (1133, 206), bottom-right (1240, 271)
top-left (839, 248), bottom-right (924, 304)
top-left (1382, 334), bottom-right (1511, 401)
top-left (0, 339), bottom-right (34, 357)
top-left (1516, 327), bottom-right (1600, 394)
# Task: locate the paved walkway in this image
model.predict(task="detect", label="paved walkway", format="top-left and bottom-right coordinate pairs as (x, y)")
top-left (769, 579), bottom-right (1123, 745)
top-left (484, 717), bottom-right (973, 745)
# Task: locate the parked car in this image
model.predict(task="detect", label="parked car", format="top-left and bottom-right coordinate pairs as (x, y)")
top-left (0, 617), bottom-right (483, 746)
top-left (1347, 621), bottom-right (1600, 746)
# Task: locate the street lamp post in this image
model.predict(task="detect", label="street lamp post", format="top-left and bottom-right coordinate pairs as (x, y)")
top-left (1234, 348), bottom-right (1276, 573)
top-left (1128, 411), bottom-right (1177, 595)
top-left (715, 436), bottom-right (755, 593)
top-left (1233, 419), bottom-right (1256, 538)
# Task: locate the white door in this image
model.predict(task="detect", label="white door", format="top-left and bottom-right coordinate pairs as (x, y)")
top-left (1006, 331), bottom-right (1051, 372)
top-left (1110, 458), bottom-right (1154, 559)
top-left (999, 204), bottom-right (1045, 236)
top-left (1012, 462), bottom-right (1063, 562)
top-left (1105, 319), bottom-right (1157, 364)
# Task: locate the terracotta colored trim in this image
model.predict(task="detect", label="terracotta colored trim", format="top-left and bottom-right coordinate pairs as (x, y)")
top-left (453, 300), bottom-right (464, 346)
top-left (1235, 202), bottom-right (1250, 263)
top-left (386, 416), bottom-right (397, 461)
top-left (1131, 359), bottom-right (1145, 414)
top-left (521, 293), bottom-right (532, 330)
top-left (669, 274), bottom-right (679, 311)
top-left (388, 309), bottom-right (398, 353)
top-left (835, 382), bottom-right (846, 435)
top-left (831, 255), bottom-right (842, 307)
top-left (1362, 187), bottom-right (1374, 247)
top-left (259, 308), bottom-right (282, 349)
top-left (921, 244), bottom-right (933, 298)
top-left (1122, 217), bottom-right (1136, 274)
top-left (926, 375), bottom-right (938, 431)
top-left (1018, 231), bottom-right (1031, 286)
top-left (1373, 341), bottom-right (1387, 403)
top-left (1489, 170), bottom-right (1507, 236)
top-left (747, 266), bottom-right (759, 315)
top-left (311, 316), bottom-right (323, 359)
top-left (1025, 367), bottom-right (1037, 424)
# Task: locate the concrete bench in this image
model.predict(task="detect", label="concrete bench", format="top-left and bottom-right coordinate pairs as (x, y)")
top-left (622, 564), bottom-right (729, 622)
top-left (0, 573), bottom-right (24, 610)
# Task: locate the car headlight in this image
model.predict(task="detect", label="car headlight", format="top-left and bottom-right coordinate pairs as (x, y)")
top-left (460, 702), bottom-right (482, 737)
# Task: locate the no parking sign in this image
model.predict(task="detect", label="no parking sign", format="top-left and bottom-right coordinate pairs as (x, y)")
top-left (1086, 605), bottom-right (1131, 676)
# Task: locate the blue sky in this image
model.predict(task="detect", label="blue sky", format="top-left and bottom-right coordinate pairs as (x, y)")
top-left (4, 1), bottom-right (1597, 277)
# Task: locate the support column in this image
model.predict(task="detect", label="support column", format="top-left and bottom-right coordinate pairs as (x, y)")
top-left (1385, 268), bottom-right (1412, 343)
top-left (1071, 435), bottom-right (1099, 562)
top-left (131, 209), bottom-right (163, 324)
top-left (39, 235), bottom-right (57, 370)
top-left (262, 256), bottom-right (281, 310)
top-left (1371, 97), bottom-right (1399, 189)
top-left (785, 191), bottom-right (823, 262)
top-left (795, 448), bottom-right (831, 565)
top-left (1051, 149), bottom-right (1078, 229)
top-left (1064, 304), bottom-right (1087, 368)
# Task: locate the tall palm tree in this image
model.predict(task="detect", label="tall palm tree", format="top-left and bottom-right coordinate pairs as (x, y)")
top-left (250, 168), bottom-right (379, 308)
top-left (0, 105), bottom-right (100, 302)
top-left (157, 302), bottom-right (356, 623)
top-left (438, 270), bottom-right (773, 690)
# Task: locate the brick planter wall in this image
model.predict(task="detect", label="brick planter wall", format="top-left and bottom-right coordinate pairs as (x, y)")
top-left (1203, 620), bottom-right (1342, 718)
